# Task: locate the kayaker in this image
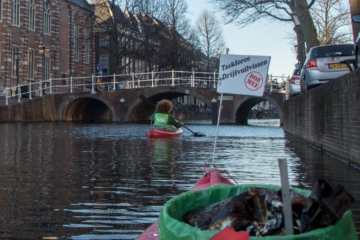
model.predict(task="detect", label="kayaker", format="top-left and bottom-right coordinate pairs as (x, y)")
top-left (149, 99), bottom-right (184, 132)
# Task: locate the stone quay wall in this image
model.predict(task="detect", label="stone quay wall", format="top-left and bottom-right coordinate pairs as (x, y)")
top-left (283, 68), bottom-right (360, 167)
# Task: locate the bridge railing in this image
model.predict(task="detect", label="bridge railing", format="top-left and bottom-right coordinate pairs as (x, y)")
top-left (1, 70), bottom-right (288, 105)
top-left (266, 74), bottom-right (289, 94)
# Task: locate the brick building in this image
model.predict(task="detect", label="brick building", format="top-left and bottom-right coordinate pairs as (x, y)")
top-left (0, 0), bottom-right (95, 90)
top-left (89, 0), bottom-right (209, 78)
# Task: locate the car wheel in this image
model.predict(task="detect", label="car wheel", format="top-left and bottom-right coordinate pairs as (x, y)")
top-left (300, 77), bottom-right (307, 93)
top-left (357, 48), bottom-right (360, 69)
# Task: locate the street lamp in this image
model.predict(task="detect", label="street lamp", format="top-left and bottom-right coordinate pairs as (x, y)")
top-left (119, 97), bottom-right (126, 122)
top-left (211, 97), bottom-right (217, 125)
top-left (294, 44), bottom-right (298, 61)
top-left (291, 13), bottom-right (305, 65)
top-left (291, 13), bottom-right (301, 25)
top-left (14, 52), bottom-right (22, 95)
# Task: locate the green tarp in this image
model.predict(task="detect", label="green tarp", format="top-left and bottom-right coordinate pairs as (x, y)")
top-left (158, 184), bottom-right (357, 240)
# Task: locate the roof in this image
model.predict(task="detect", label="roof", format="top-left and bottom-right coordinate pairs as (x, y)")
top-left (69, 0), bottom-right (94, 12)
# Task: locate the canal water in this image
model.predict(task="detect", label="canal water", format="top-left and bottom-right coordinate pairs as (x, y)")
top-left (0, 121), bottom-right (359, 239)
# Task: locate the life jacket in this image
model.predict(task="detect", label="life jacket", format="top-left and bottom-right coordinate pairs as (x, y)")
top-left (153, 113), bottom-right (174, 131)
top-left (154, 113), bottom-right (169, 126)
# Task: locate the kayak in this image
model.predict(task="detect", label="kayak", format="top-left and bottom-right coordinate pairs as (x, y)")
top-left (146, 128), bottom-right (183, 138)
top-left (136, 168), bottom-right (358, 240)
top-left (135, 168), bottom-right (234, 240)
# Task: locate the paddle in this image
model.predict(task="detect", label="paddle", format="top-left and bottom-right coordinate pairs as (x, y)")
top-left (182, 125), bottom-right (206, 137)
top-left (139, 94), bottom-right (206, 137)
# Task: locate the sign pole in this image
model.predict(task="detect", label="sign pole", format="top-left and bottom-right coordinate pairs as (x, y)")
top-left (278, 158), bottom-right (294, 235)
top-left (211, 93), bottom-right (223, 167)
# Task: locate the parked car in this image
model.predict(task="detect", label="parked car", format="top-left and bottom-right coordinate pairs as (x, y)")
top-left (352, 14), bottom-right (360, 68)
top-left (300, 44), bottom-right (355, 92)
top-left (289, 64), bottom-right (302, 97)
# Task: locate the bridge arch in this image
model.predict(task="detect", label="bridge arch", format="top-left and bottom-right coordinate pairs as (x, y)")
top-left (124, 87), bottom-right (213, 122)
top-left (231, 95), bottom-right (283, 125)
top-left (56, 95), bottom-right (117, 122)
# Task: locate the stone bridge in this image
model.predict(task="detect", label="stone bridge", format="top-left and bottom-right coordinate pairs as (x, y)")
top-left (0, 86), bottom-right (286, 125)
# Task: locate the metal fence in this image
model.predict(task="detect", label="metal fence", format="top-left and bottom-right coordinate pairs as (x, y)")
top-left (1, 70), bottom-right (289, 105)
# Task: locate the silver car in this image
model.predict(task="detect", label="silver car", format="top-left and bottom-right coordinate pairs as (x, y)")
top-left (289, 66), bottom-right (302, 97)
top-left (352, 15), bottom-right (360, 68)
top-left (300, 44), bottom-right (355, 92)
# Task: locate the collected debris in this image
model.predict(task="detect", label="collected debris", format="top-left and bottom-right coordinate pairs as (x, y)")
top-left (300, 179), bottom-right (355, 233)
top-left (182, 180), bottom-right (354, 236)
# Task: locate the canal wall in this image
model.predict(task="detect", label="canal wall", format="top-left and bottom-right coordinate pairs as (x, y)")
top-left (283, 68), bottom-right (360, 167)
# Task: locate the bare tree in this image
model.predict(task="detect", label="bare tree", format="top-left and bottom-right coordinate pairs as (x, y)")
top-left (208, 0), bottom-right (320, 51)
top-left (134, 0), bottom-right (164, 16)
top-left (90, 0), bottom-right (142, 74)
top-left (159, 0), bottom-right (193, 69)
top-left (349, 0), bottom-right (360, 42)
top-left (91, 0), bottom-right (195, 75)
top-left (161, 0), bottom-right (190, 37)
top-left (132, 0), bottom-right (168, 73)
top-left (195, 10), bottom-right (225, 71)
top-left (135, 0), bottom-right (196, 73)
top-left (311, 0), bottom-right (352, 45)
top-left (187, 29), bottom-right (201, 51)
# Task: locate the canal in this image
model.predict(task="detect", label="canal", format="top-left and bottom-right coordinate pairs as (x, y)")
top-left (0, 121), bottom-right (359, 239)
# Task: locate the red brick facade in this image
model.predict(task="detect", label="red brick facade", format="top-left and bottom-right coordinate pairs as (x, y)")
top-left (0, 0), bottom-right (95, 88)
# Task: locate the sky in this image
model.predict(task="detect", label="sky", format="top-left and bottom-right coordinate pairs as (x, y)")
top-left (186, 0), bottom-right (297, 78)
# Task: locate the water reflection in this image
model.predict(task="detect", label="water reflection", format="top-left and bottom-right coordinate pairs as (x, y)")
top-left (0, 122), bottom-right (358, 239)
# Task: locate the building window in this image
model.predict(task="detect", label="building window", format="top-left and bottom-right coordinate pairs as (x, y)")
top-left (84, 29), bottom-right (89, 64)
top-left (119, 37), bottom-right (123, 47)
top-left (43, 2), bottom-right (51, 35)
top-left (29, 0), bottom-right (35, 30)
top-left (121, 37), bottom-right (126, 47)
top-left (135, 59), bottom-right (139, 74)
top-left (100, 36), bottom-right (109, 47)
top-left (74, 17), bottom-right (79, 61)
top-left (121, 57), bottom-right (126, 73)
top-left (11, 46), bottom-right (19, 77)
top-left (28, 49), bottom-right (34, 79)
top-left (140, 60), bottom-right (145, 73)
top-left (44, 56), bottom-right (50, 80)
top-left (12, 0), bottom-right (20, 26)
top-left (125, 57), bottom-right (130, 74)
top-left (99, 54), bottom-right (109, 74)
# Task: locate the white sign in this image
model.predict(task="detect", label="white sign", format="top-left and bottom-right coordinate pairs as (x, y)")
top-left (217, 54), bottom-right (271, 96)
